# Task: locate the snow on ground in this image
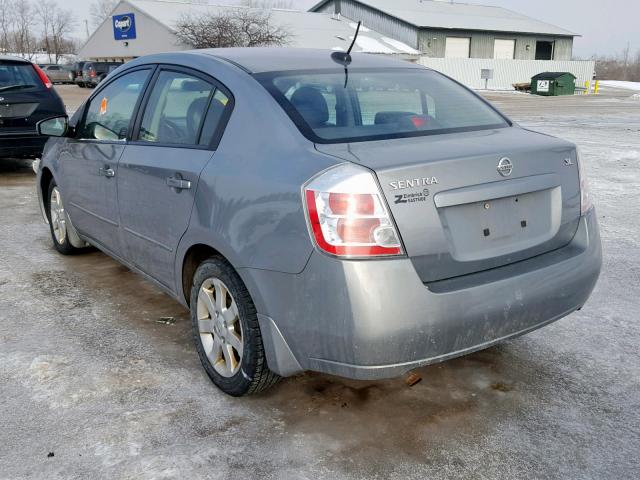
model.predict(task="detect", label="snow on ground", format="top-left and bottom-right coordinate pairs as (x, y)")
top-left (599, 80), bottom-right (640, 91)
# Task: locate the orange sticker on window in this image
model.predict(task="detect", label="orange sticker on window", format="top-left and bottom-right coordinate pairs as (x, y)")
top-left (99, 97), bottom-right (108, 115)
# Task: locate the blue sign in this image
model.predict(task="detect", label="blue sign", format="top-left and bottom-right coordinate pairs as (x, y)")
top-left (113, 13), bottom-right (136, 40)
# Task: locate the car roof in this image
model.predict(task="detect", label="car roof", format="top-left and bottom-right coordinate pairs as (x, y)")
top-left (197, 47), bottom-right (425, 74)
top-left (0, 55), bottom-right (31, 64)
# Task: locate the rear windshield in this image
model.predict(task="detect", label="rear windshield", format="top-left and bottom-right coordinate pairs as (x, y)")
top-left (0, 62), bottom-right (41, 92)
top-left (257, 68), bottom-right (509, 143)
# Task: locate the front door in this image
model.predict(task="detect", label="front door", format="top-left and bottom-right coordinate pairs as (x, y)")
top-left (60, 68), bottom-right (152, 254)
top-left (117, 67), bottom-right (232, 291)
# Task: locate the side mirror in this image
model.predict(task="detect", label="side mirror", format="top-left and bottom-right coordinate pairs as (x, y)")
top-left (37, 115), bottom-right (69, 137)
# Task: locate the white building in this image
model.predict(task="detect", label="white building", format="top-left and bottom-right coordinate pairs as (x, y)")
top-left (79, 0), bottom-right (421, 62)
top-left (79, 0), bottom-right (595, 91)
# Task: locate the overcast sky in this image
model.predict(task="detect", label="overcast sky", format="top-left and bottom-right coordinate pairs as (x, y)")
top-left (63, 0), bottom-right (638, 58)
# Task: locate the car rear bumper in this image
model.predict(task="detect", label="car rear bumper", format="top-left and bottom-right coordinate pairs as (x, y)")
top-left (241, 208), bottom-right (602, 379)
top-left (0, 134), bottom-right (46, 158)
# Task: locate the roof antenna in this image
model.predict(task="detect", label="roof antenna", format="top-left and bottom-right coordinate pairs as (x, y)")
top-left (331, 21), bottom-right (361, 88)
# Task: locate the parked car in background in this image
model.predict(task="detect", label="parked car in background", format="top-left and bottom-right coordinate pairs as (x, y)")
top-left (34, 49), bottom-right (601, 397)
top-left (81, 61), bottom-right (123, 88)
top-left (0, 55), bottom-right (66, 159)
top-left (41, 64), bottom-right (74, 84)
top-left (70, 61), bottom-right (88, 87)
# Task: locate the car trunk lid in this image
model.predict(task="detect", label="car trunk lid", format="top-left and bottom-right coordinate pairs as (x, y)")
top-left (317, 126), bottom-right (581, 283)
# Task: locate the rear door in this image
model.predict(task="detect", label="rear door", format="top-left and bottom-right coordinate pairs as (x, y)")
top-left (116, 66), bottom-right (233, 291)
top-left (59, 67), bottom-right (153, 254)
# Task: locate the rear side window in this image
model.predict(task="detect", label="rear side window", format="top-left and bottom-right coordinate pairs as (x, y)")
top-left (79, 69), bottom-right (150, 141)
top-left (0, 62), bottom-right (41, 92)
top-left (258, 69), bottom-right (509, 143)
top-left (137, 70), bottom-right (230, 147)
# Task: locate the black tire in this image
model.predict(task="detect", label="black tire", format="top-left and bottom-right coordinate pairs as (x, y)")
top-left (46, 180), bottom-right (83, 255)
top-left (190, 257), bottom-right (280, 396)
top-left (77, 83), bottom-right (85, 88)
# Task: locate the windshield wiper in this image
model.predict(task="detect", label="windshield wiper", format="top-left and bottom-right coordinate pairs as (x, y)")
top-left (0, 84), bottom-right (37, 92)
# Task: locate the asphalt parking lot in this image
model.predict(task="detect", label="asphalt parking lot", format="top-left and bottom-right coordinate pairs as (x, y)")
top-left (1, 85), bottom-right (639, 479)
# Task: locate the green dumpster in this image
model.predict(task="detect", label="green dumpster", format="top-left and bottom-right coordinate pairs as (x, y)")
top-left (531, 72), bottom-right (577, 96)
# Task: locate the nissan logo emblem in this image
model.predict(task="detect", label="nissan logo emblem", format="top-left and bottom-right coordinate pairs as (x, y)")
top-left (497, 157), bottom-right (513, 177)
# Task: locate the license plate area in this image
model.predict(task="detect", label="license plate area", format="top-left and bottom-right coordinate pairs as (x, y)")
top-left (0, 102), bottom-right (38, 118)
top-left (437, 187), bottom-right (562, 262)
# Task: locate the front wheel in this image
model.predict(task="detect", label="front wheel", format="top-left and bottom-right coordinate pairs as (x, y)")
top-left (47, 180), bottom-right (83, 255)
top-left (190, 257), bottom-right (280, 396)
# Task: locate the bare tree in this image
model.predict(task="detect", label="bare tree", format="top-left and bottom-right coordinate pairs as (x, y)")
top-left (12, 0), bottom-right (37, 58)
top-left (0, 0), bottom-right (15, 53)
top-left (50, 6), bottom-right (77, 62)
top-left (243, 0), bottom-right (293, 8)
top-left (594, 45), bottom-right (640, 82)
top-left (36, 0), bottom-right (56, 62)
top-left (90, 0), bottom-right (118, 28)
top-left (175, 9), bottom-right (290, 49)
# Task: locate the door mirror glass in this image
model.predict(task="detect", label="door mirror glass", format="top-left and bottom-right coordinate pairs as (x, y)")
top-left (37, 116), bottom-right (68, 137)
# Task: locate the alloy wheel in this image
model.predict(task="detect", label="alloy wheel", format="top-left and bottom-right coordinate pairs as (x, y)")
top-left (49, 187), bottom-right (67, 245)
top-left (196, 277), bottom-right (244, 377)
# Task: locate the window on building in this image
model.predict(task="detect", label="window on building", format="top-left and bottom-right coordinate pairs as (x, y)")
top-left (445, 37), bottom-right (471, 59)
top-left (535, 41), bottom-right (554, 60)
top-left (494, 39), bottom-right (515, 59)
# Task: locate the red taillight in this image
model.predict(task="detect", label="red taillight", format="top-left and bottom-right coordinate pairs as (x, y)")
top-left (90, 70), bottom-right (96, 78)
top-left (410, 116), bottom-right (427, 128)
top-left (303, 164), bottom-right (403, 258)
top-left (32, 64), bottom-right (52, 89)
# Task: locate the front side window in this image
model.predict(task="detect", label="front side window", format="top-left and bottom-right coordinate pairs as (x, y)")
top-left (78, 69), bottom-right (150, 141)
top-left (258, 69), bottom-right (509, 143)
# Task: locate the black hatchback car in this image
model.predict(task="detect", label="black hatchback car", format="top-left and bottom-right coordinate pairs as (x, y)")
top-left (0, 55), bottom-right (66, 159)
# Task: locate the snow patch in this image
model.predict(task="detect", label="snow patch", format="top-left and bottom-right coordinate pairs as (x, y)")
top-left (380, 37), bottom-right (421, 55)
top-left (352, 35), bottom-right (395, 54)
top-left (599, 80), bottom-right (640, 92)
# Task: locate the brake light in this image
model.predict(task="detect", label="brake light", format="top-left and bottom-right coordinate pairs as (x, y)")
top-left (577, 148), bottom-right (593, 215)
top-left (410, 116), bottom-right (427, 128)
top-left (32, 64), bottom-right (52, 89)
top-left (304, 164), bottom-right (403, 258)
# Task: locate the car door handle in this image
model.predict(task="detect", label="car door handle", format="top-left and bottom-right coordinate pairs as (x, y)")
top-left (98, 167), bottom-right (115, 178)
top-left (166, 177), bottom-right (191, 190)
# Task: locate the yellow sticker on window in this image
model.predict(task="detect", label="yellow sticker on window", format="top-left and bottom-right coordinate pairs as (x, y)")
top-left (99, 97), bottom-right (108, 115)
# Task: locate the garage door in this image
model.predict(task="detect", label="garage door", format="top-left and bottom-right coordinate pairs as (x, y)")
top-left (494, 39), bottom-right (515, 59)
top-left (445, 37), bottom-right (470, 58)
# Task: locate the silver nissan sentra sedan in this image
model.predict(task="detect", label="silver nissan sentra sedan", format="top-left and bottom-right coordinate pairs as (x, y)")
top-left (35, 48), bottom-right (602, 396)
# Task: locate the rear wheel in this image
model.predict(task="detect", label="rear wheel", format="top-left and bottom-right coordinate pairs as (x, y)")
top-left (190, 257), bottom-right (280, 396)
top-left (47, 180), bottom-right (82, 255)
